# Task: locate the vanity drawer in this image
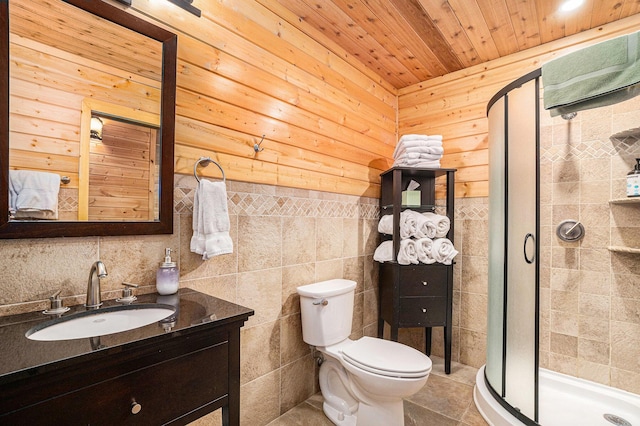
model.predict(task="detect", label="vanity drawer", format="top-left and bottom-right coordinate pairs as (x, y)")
top-left (398, 297), bottom-right (447, 327)
top-left (399, 265), bottom-right (449, 297)
top-left (2, 339), bottom-right (229, 425)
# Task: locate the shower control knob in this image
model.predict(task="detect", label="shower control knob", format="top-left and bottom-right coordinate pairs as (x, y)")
top-left (131, 401), bottom-right (142, 415)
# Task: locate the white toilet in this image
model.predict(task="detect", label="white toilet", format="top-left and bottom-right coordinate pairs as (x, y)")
top-left (297, 279), bottom-right (432, 426)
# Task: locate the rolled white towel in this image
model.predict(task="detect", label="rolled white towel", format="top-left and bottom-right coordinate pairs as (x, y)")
top-left (373, 240), bottom-right (394, 263)
top-left (378, 214), bottom-right (393, 235)
top-left (414, 213), bottom-right (437, 238)
top-left (399, 210), bottom-right (417, 239)
top-left (416, 238), bottom-right (436, 264)
top-left (422, 212), bottom-right (450, 238)
top-left (397, 239), bottom-right (419, 265)
top-left (431, 238), bottom-right (458, 265)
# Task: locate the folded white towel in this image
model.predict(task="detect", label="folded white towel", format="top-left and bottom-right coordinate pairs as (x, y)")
top-left (431, 238), bottom-right (458, 265)
top-left (395, 155), bottom-right (443, 164)
top-left (393, 159), bottom-right (441, 168)
top-left (9, 170), bottom-right (60, 220)
top-left (416, 238), bottom-right (436, 264)
top-left (422, 212), bottom-right (450, 238)
top-left (397, 239), bottom-right (419, 265)
top-left (373, 240), bottom-right (393, 263)
top-left (399, 134), bottom-right (443, 143)
top-left (190, 179), bottom-right (233, 260)
top-left (394, 135), bottom-right (443, 158)
top-left (394, 146), bottom-right (444, 159)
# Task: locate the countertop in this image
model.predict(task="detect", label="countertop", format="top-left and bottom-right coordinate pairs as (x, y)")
top-left (0, 288), bottom-right (254, 386)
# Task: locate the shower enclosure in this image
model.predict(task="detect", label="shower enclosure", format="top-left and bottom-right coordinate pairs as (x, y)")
top-left (476, 69), bottom-right (640, 425)
top-left (483, 69), bottom-right (540, 425)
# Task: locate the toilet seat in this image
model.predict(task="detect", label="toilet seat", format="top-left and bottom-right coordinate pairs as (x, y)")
top-left (340, 337), bottom-right (431, 379)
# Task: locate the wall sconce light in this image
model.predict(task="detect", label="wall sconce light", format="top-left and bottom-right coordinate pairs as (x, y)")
top-left (166, 0), bottom-right (201, 17)
top-left (90, 117), bottom-right (104, 140)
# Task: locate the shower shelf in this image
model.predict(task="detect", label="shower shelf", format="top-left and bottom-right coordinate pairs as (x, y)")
top-left (610, 126), bottom-right (640, 139)
top-left (609, 198), bottom-right (640, 204)
top-left (608, 246), bottom-right (640, 254)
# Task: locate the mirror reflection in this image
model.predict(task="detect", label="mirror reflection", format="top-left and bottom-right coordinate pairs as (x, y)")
top-left (2, 0), bottom-right (177, 237)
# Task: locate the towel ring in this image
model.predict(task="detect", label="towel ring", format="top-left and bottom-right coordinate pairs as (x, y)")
top-left (194, 157), bottom-right (225, 183)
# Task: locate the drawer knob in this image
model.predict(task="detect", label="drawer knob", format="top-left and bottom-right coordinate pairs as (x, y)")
top-left (422, 308), bottom-right (427, 313)
top-left (131, 401), bottom-right (142, 415)
top-left (422, 281), bottom-right (428, 286)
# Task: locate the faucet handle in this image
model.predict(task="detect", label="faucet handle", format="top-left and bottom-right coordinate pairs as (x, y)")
top-left (43, 290), bottom-right (70, 315)
top-left (116, 282), bottom-right (139, 304)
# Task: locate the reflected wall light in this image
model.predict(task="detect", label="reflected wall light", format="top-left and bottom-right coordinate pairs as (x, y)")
top-left (114, 0), bottom-right (201, 17)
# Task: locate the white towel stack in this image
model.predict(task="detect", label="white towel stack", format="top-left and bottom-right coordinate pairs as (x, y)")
top-left (393, 134), bottom-right (444, 168)
top-left (190, 179), bottom-right (233, 260)
top-left (9, 170), bottom-right (60, 220)
top-left (378, 210), bottom-right (449, 240)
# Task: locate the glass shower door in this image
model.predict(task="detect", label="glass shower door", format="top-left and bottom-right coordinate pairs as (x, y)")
top-left (486, 72), bottom-right (540, 424)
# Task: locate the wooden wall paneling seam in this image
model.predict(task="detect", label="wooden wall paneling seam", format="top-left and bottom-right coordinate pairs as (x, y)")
top-left (503, 0), bottom-right (542, 51)
top-left (198, 0), bottom-right (397, 107)
top-left (176, 41), bottom-right (396, 144)
top-left (474, 0), bottom-right (520, 57)
top-left (446, 0), bottom-right (501, 62)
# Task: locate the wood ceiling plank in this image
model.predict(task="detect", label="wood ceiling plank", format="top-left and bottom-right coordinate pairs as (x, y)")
top-left (383, 0), bottom-right (464, 73)
top-left (563, 0), bottom-right (596, 36)
top-left (619, 0), bottom-right (640, 17)
top-left (416, 0), bottom-right (482, 67)
top-left (503, 0), bottom-right (542, 50)
top-left (590, 0), bottom-right (625, 26)
top-left (475, 0), bottom-right (520, 56)
top-left (358, 0), bottom-right (454, 79)
top-left (288, 0), bottom-right (419, 87)
top-left (535, 0), bottom-right (565, 43)
top-left (329, 0), bottom-right (439, 81)
top-left (447, 0), bottom-right (501, 61)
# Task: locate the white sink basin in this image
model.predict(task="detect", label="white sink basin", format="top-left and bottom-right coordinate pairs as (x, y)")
top-left (25, 303), bottom-right (176, 341)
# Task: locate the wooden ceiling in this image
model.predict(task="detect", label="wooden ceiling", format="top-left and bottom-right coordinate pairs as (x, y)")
top-left (276, 0), bottom-right (640, 89)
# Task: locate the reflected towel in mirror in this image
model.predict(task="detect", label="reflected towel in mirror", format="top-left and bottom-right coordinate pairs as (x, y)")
top-left (9, 170), bottom-right (60, 220)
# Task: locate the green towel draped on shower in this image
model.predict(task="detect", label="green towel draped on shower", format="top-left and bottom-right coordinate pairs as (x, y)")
top-left (542, 30), bottom-right (640, 116)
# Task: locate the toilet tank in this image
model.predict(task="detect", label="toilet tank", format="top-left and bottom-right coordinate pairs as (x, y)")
top-left (297, 279), bottom-right (356, 347)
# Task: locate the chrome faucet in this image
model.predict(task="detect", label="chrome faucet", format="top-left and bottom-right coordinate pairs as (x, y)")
top-left (86, 261), bottom-right (108, 309)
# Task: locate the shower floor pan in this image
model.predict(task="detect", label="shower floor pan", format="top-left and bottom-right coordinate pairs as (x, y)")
top-left (474, 366), bottom-right (640, 426)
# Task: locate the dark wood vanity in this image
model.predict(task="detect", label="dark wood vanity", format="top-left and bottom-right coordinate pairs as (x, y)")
top-left (0, 289), bottom-right (253, 425)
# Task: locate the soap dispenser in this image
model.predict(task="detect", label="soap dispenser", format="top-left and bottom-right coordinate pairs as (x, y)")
top-left (627, 158), bottom-right (640, 197)
top-left (156, 248), bottom-right (179, 295)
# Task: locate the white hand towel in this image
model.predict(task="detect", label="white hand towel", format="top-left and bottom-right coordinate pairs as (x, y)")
top-left (9, 170), bottom-right (60, 219)
top-left (399, 210), bottom-right (418, 239)
top-left (422, 212), bottom-right (450, 238)
top-left (431, 238), bottom-right (458, 265)
top-left (397, 239), bottom-right (419, 265)
top-left (394, 145), bottom-right (444, 159)
top-left (416, 237), bottom-right (436, 264)
top-left (190, 179), bottom-right (233, 260)
top-left (377, 214), bottom-right (393, 235)
top-left (394, 135), bottom-right (443, 157)
top-left (373, 240), bottom-right (394, 263)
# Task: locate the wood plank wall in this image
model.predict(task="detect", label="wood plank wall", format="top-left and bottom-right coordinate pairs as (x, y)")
top-left (129, 0), bottom-right (397, 198)
top-left (398, 14), bottom-right (640, 199)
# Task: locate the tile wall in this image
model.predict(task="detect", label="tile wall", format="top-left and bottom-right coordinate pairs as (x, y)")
top-left (539, 94), bottom-right (640, 394)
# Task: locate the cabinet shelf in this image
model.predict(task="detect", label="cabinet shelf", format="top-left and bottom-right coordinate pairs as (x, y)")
top-left (377, 167), bottom-right (456, 374)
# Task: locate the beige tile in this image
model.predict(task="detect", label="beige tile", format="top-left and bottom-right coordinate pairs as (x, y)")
top-left (342, 256), bottom-right (364, 292)
top-left (611, 272), bottom-right (640, 299)
top-left (342, 218), bottom-right (359, 258)
top-left (238, 268), bottom-right (282, 327)
top-left (183, 273), bottom-right (237, 303)
top-left (611, 226), bottom-right (640, 249)
top-left (460, 256), bottom-right (487, 295)
top-left (238, 215), bottom-right (282, 272)
top-left (578, 270), bottom-right (611, 295)
top-left (281, 263), bottom-right (315, 316)
top-left (549, 332), bottom-right (577, 357)
top-left (578, 338), bottom-right (610, 365)
top-left (550, 310), bottom-right (579, 336)
top-left (458, 329), bottom-right (486, 368)
top-left (362, 255), bottom-right (378, 291)
top-left (579, 248), bottom-right (610, 272)
top-left (315, 217), bottom-right (343, 261)
top-left (241, 370), bottom-right (281, 426)
top-left (314, 259), bottom-right (343, 282)
top-left (280, 313), bottom-right (310, 365)
top-left (577, 359), bottom-right (610, 386)
top-left (282, 217), bottom-right (316, 266)
top-left (406, 373), bottom-right (474, 421)
top-left (550, 289), bottom-right (578, 314)
top-left (611, 367), bottom-right (640, 394)
top-left (362, 288), bottom-right (379, 329)
top-left (579, 316), bottom-right (609, 342)
top-left (578, 292), bottom-right (609, 318)
top-left (404, 400), bottom-right (458, 426)
top-left (280, 356), bottom-right (316, 414)
top-left (361, 219), bottom-right (380, 256)
top-left (350, 291), bottom-right (364, 338)
top-left (266, 401), bottom-right (332, 426)
top-left (460, 293), bottom-right (486, 333)
top-left (548, 352), bottom-right (578, 376)
top-left (553, 160), bottom-right (580, 183)
top-left (240, 320), bottom-right (280, 384)
top-left (551, 247), bottom-right (579, 269)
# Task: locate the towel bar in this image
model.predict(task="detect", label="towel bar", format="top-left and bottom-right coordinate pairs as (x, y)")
top-left (194, 157), bottom-right (225, 183)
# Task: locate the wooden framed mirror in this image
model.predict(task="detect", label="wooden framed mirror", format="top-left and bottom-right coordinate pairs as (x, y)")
top-left (0, 0), bottom-right (177, 238)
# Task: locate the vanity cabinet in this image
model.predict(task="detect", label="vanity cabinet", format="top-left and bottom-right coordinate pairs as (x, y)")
top-left (377, 167), bottom-right (455, 374)
top-left (0, 290), bottom-right (253, 426)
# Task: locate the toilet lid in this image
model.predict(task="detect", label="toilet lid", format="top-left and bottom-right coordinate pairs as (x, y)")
top-left (341, 337), bottom-right (432, 378)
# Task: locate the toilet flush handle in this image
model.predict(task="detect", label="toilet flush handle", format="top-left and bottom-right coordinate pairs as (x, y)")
top-left (313, 298), bottom-right (328, 306)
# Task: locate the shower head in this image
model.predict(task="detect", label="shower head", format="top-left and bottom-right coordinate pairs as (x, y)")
top-left (561, 112), bottom-right (578, 120)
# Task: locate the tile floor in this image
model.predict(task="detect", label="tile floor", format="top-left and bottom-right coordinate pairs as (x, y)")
top-left (267, 357), bottom-right (489, 426)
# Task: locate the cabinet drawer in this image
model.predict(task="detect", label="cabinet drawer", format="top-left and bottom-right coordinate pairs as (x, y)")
top-left (3, 341), bottom-right (229, 425)
top-left (399, 297), bottom-right (446, 327)
top-left (399, 266), bottom-right (449, 297)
